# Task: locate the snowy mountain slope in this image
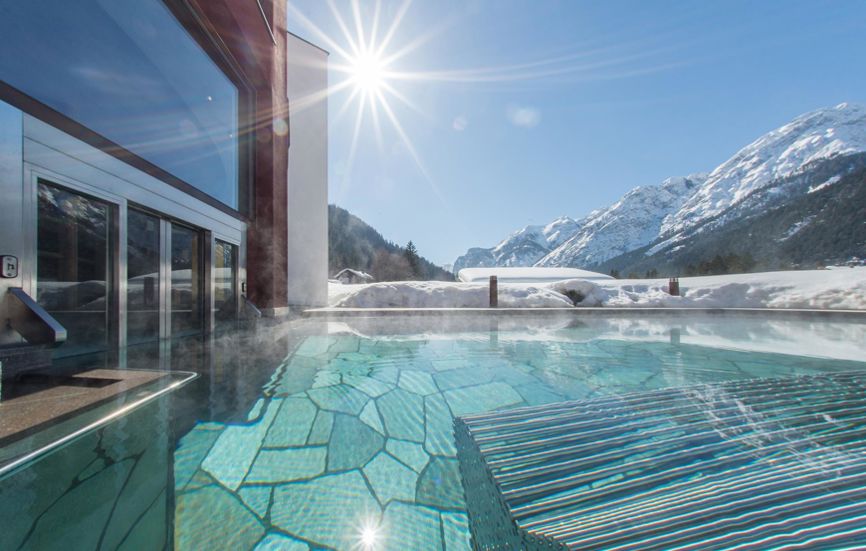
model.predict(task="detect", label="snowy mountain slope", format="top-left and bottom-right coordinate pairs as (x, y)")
top-left (660, 102), bottom-right (866, 240)
top-left (536, 175), bottom-right (705, 267)
top-left (453, 216), bottom-right (581, 272)
top-left (596, 153), bottom-right (866, 275)
top-left (454, 102), bottom-right (866, 271)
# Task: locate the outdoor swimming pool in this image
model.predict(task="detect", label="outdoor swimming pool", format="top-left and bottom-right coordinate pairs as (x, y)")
top-left (2, 313), bottom-right (866, 550)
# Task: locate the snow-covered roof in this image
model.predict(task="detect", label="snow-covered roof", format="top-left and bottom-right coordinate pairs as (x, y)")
top-left (333, 268), bottom-right (374, 281)
top-left (457, 266), bottom-right (613, 283)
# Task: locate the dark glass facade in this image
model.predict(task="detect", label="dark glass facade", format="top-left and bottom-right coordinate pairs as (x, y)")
top-left (0, 0), bottom-right (241, 209)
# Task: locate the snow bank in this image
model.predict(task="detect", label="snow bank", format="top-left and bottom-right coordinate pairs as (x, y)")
top-left (330, 280), bottom-right (572, 308)
top-left (558, 269), bottom-right (866, 310)
top-left (328, 268), bottom-right (866, 310)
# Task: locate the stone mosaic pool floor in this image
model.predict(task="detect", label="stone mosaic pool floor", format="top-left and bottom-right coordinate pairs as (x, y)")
top-left (172, 333), bottom-right (866, 550)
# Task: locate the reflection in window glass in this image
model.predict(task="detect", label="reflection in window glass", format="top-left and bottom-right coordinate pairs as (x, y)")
top-left (0, 0), bottom-right (240, 208)
top-left (171, 225), bottom-right (202, 336)
top-left (214, 240), bottom-right (237, 328)
top-left (127, 209), bottom-right (160, 343)
top-left (37, 182), bottom-right (111, 355)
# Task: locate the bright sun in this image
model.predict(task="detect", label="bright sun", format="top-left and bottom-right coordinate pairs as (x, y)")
top-left (286, 0), bottom-right (440, 195)
top-left (349, 50), bottom-right (387, 93)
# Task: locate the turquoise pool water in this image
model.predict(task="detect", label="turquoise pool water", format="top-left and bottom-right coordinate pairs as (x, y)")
top-left (3, 314), bottom-right (866, 549)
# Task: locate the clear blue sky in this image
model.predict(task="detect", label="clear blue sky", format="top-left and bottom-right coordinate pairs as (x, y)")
top-left (286, 0), bottom-right (866, 267)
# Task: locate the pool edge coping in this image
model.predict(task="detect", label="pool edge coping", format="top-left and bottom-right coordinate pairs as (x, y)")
top-left (302, 307), bottom-right (866, 320)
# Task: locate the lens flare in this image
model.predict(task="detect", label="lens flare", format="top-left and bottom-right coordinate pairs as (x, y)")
top-left (355, 516), bottom-right (382, 550)
top-left (349, 50), bottom-right (387, 93)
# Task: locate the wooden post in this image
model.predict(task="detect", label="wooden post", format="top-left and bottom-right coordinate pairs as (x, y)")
top-left (668, 277), bottom-right (680, 296)
top-left (489, 275), bottom-right (498, 308)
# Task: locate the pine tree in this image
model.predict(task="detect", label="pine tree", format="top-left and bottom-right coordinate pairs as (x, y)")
top-left (404, 241), bottom-right (421, 279)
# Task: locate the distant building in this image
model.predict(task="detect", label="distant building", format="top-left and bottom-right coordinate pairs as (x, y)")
top-left (457, 267), bottom-right (614, 283)
top-left (333, 269), bottom-right (375, 284)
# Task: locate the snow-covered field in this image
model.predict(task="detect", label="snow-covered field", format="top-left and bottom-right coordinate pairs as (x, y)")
top-left (327, 268), bottom-right (866, 310)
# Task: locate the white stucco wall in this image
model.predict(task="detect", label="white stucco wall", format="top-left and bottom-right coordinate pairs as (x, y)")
top-left (286, 33), bottom-right (328, 307)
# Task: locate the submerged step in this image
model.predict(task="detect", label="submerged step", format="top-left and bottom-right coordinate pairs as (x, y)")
top-left (455, 372), bottom-right (866, 550)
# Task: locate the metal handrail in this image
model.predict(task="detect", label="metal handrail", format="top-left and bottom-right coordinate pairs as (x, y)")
top-left (5, 287), bottom-right (66, 346)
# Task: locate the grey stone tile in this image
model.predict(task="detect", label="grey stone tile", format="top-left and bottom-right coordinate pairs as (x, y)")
top-left (293, 336), bottom-right (334, 358)
top-left (328, 336), bottom-right (361, 355)
top-left (327, 414), bottom-right (384, 471)
top-left (271, 471), bottom-right (380, 549)
top-left (246, 447), bottom-right (327, 484)
top-left (254, 533), bottom-right (309, 550)
top-left (247, 399), bottom-right (266, 421)
top-left (431, 359), bottom-right (466, 372)
top-left (306, 411), bottom-right (334, 445)
top-left (77, 456), bottom-right (108, 482)
top-left (417, 457), bottom-right (464, 510)
top-left (494, 366), bottom-right (540, 387)
top-left (238, 486), bottom-right (272, 519)
top-left (386, 439), bottom-right (429, 473)
top-left (102, 441), bottom-right (169, 550)
top-left (360, 400), bottom-right (385, 434)
top-left (263, 398), bottom-right (318, 448)
top-left (175, 485), bottom-right (264, 550)
top-left (424, 394), bottom-right (457, 457)
top-left (20, 458), bottom-right (134, 551)
top-left (440, 511), bottom-right (471, 550)
top-left (377, 389), bottom-right (425, 442)
top-left (182, 469), bottom-right (217, 492)
top-left (443, 382), bottom-right (523, 417)
top-left (433, 367), bottom-right (495, 391)
top-left (398, 370), bottom-right (438, 395)
top-left (370, 365), bottom-right (400, 384)
top-left (202, 399), bottom-right (282, 491)
top-left (515, 383), bottom-right (566, 406)
top-left (307, 385), bottom-right (369, 415)
top-left (344, 373), bottom-right (394, 397)
top-left (117, 490), bottom-right (167, 551)
top-left (380, 501), bottom-right (443, 551)
top-left (363, 452), bottom-right (417, 505)
top-left (311, 371), bottom-right (341, 388)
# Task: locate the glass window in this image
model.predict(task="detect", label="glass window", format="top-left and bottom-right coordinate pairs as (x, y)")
top-left (127, 209), bottom-right (161, 343)
top-left (171, 224), bottom-right (202, 336)
top-left (214, 240), bottom-right (237, 328)
top-left (37, 181), bottom-right (112, 355)
top-left (0, 0), bottom-right (241, 209)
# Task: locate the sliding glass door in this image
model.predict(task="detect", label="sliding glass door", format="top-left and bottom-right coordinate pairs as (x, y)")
top-left (214, 240), bottom-right (237, 330)
top-left (36, 180), bottom-right (113, 355)
top-left (126, 213), bottom-right (204, 343)
top-left (170, 224), bottom-right (204, 337)
top-left (37, 180), bottom-right (221, 355)
top-left (127, 209), bottom-right (161, 344)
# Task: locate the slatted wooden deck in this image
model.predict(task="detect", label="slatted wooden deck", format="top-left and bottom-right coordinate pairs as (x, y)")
top-left (455, 372), bottom-right (866, 550)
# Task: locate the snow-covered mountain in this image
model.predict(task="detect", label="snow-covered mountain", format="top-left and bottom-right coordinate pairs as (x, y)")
top-left (454, 102), bottom-right (866, 271)
top-left (453, 216), bottom-right (581, 272)
top-left (658, 102), bottom-right (866, 245)
top-left (536, 174), bottom-right (706, 267)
